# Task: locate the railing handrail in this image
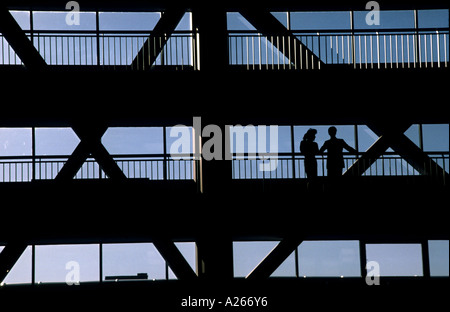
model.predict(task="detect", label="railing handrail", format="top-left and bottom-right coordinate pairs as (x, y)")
top-left (0, 153), bottom-right (195, 161)
top-left (228, 27), bottom-right (449, 35)
top-left (232, 151), bottom-right (449, 157)
top-left (20, 27), bottom-right (449, 36)
top-left (0, 151), bottom-right (448, 161)
top-left (25, 30), bottom-right (197, 35)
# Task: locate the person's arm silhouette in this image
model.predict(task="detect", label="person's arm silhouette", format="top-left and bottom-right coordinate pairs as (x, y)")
top-left (319, 141), bottom-right (327, 154)
top-left (341, 139), bottom-right (357, 154)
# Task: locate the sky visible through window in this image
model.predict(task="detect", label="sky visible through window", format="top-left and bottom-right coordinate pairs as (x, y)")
top-left (0, 9), bottom-right (449, 284)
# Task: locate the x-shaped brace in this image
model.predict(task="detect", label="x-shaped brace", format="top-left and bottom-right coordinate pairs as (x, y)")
top-left (55, 125), bottom-right (126, 181)
top-left (344, 123), bottom-right (448, 179)
top-left (246, 235), bottom-right (304, 280)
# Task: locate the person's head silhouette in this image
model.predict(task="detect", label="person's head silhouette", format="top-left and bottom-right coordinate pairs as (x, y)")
top-left (303, 128), bottom-right (317, 141)
top-left (328, 126), bottom-right (337, 138)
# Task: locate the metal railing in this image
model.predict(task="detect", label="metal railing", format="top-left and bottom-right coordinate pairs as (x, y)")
top-left (232, 152), bottom-right (449, 181)
top-left (1, 30), bottom-right (199, 70)
top-left (0, 152), bottom-right (448, 183)
top-left (228, 28), bottom-right (449, 69)
top-left (0, 154), bottom-right (197, 182)
top-left (2, 27), bottom-right (448, 70)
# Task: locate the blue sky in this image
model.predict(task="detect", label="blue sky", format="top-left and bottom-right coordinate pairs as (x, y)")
top-left (1, 8), bottom-right (449, 284)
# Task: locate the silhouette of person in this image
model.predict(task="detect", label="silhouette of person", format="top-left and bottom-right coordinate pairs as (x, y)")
top-left (319, 126), bottom-right (357, 177)
top-left (300, 128), bottom-right (319, 179)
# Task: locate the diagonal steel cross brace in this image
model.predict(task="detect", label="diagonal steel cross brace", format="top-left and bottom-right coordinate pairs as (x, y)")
top-left (344, 123), bottom-right (448, 179)
top-left (246, 235), bottom-right (304, 280)
top-left (344, 123), bottom-right (410, 176)
top-left (0, 241), bottom-right (28, 283)
top-left (55, 125), bottom-right (126, 181)
top-left (153, 238), bottom-right (197, 280)
top-left (239, 8), bottom-right (322, 69)
top-left (0, 6), bottom-right (46, 70)
top-left (131, 8), bottom-right (186, 70)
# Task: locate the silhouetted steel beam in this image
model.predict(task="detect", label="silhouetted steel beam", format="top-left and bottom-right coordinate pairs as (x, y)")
top-left (246, 236), bottom-right (303, 280)
top-left (131, 8), bottom-right (186, 70)
top-left (55, 139), bottom-right (91, 180)
top-left (369, 123), bottom-right (449, 179)
top-left (0, 6), bottom-right (46, 70)
top-left (153, 238), bottom-right (198, 280)
top-left (344, 124), bottom-right (411, 176)
top-left (240, 8), bottom-right (322, 69)
top-left (0, 241), bottom-right (27, 283)
top-left (56, 125), bottom-right (126, 180)
top-left (345, 123), bottom-right (448, 180)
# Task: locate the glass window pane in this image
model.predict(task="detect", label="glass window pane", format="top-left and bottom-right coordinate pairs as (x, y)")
top-left (11, 10), bottom-right (30, 30)
top-left (99, 12), bottom-right (160, 31)
top-left (103, 243), bottom-right (165, 281)
top-left (357, 125), bottom-right (379, 152)
top-left (174, 13), bottom-right (192, 31)
top-left (353, 10), bottom-right (414, 30)
top-left (422, 124), bottom-right (449, 152)
top-left (271, 12), bottom-right (288, 29)
top-left (33, 11), bottom-right (96, 30)
top-left (0, 246), bottom-right (32, 284)
top-left (295, 126), bottom-right (355, 153)
top-left (227, 12), bottom-right (256, 31)
top-left (233, 241), bottom-right (278, 277)
top-left (228, 125), bottom-right (282, 154)
top-left (35, 128), bottom-right (80, 155)
top-left (428, 240), bottom-right (449, 277)
top-left (271, 250), bottom-right (296, 277)
top-left (276, 126), bottom-right (291, 153)
top-left (418, 9), bottom-right (449, 28)
top-left (102, 127), bottom-right (164, 155)
top-left (167, 126), bottom-right (193, 156)
top-left (0, 128), bottom-right (32, 156)
top-left (404, 124), bottom-right (420, 148)
top-left (365, 244), bottom-right (423, 276)
top-left (298, 241), bottom-right (360, 277)
top-left (290, 12), bottom-right (351, 30)
top-left (35, 244), bottom-right (99, 283)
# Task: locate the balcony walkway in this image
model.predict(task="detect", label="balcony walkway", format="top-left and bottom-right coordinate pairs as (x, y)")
top-left (0, 152), bottom-right (447, 184)
top-left (1, 27), bottom-right (448, 71)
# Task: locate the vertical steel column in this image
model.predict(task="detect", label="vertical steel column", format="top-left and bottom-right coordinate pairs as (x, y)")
top-left (354, 125), bottom-right (359, 171)
top-left (32, 127), bottom-right (36, 181)
top-left (414, 10), bottom-right (420, 68)
top-left (290, 125), bottom-right (296, 178)
top-left (99, 243), bottom-right (103, 282)
top-left (195, 238), bottom-right (233, 280)
top-left (163, 126), bottom-right (168, 181)
top-left (359, 240), bottom-right (367, 279)
top-left (96, 11), bottom-right (100, 67)
top-left (421, 240), bottom-right (431, 278)
top-left (29, 9), bottom-right (34, 47)
top-left (418, 124), bottom-right (424, 151)
top-left (31, 244), bottom-right (35, 285)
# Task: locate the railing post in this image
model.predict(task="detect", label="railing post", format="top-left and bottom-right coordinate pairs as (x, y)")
top-left (350, 11), bottom-right (356, 69)
top-left (436, 30), bottom-right (440, 68)
top-left (317, 32), bottom-right (321, 70)
top-left (414, 10), bottom-right (420, 69)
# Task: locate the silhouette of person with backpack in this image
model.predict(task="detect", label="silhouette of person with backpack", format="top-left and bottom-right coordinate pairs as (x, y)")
top-left (319, 126), bottom-right (357, 177)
